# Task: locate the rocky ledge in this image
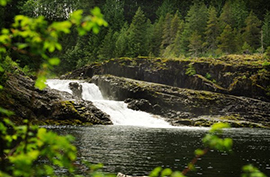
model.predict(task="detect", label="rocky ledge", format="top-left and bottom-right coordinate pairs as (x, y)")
top-left (63, 55), bottom-right (270, 102)
top-left (0, 73), bottom-right (112, 125)
top-left (91, 75), bottom-right (270, 128)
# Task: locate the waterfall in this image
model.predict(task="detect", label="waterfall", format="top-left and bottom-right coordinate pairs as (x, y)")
top-left (46, 79), bottom-right (172, 128)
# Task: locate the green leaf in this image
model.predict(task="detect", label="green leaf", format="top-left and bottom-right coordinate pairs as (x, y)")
top-left (171, 171), bottom-right (186, 177)
top-left (161, 168), bottom-right (172, 177)
top-left (48, 58), bottom-right (60, 66)
top-left (195, 149), bottom-right (205, 156)
top-left (0, 0), bottom-right (9, 6)
top-left (0, 65), bottom-right (3, 72)
top-left (150, 167), bottom-right (162, 177)
top-left (35, 75), bottom-right (47, 90)
top-left (0, 107), bottom-right (15, 116)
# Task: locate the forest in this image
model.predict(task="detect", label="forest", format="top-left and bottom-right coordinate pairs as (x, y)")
top-left (1, 0), bottom-right (270, 74)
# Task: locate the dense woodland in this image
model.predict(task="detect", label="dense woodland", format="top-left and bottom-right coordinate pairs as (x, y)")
top-left (1, 0), bottom-right (270, 74)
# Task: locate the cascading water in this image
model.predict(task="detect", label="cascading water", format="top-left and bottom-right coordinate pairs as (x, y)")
top-left (46, 79), bottom-right (172, 128)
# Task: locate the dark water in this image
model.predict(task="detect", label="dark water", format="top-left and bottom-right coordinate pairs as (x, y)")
top-left (49, 125), bottom-right (270, 177)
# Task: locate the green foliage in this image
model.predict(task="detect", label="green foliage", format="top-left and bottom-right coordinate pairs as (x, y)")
top-left (185, 63), bottom-right (196, 76)
top-left (126, 7), bottom-right (148, 57)
top-left (0, 6), bottom-right (107, 89)
top-left (204, 6), bottom-right (220, 54)
top-left (242, 165), bottom-right (267, 177)
top-left (0, 0), bottom-right (10, 6)
top-left (262, 11), bottom-right (270, 48)
top-left (217, 24), bottom-right (235, 54)
top-left (243, 11), bottom-right (262, 50)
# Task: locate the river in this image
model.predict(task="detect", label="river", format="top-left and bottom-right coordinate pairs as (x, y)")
top-left (46, 79), bottom-right (270, 177)
top-left (49, 125), bottom-right (270, 177)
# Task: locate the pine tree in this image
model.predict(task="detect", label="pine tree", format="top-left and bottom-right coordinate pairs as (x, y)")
top-left (219, 0), bottom-right (248, 29)
top-left (156, 0), bottom-right (175, 18)
top-left (160, 13), bottom-right (173, 53)
top-left (149, 16), bottom-right (164, 57)
top-left (217, 24), bottom-right (235, 54)
top-left (262, 11), bottom-right (270, 49)
top-left (204, 6), bottom-right (220, 55)
top-left (180, 1), bottom-right (208, 55)
top-left (188, 30), bottom-right (202, 57)
top-left (126, 7), bottom-right (147, 57)
top-left (114, 22), bottom-right (129, 57)
top-left (103, 0), bottom-right (125, 31)
top-left (98, 28), bottom-right (116, 60)
top-left (161, 12), bottom-right (182, 57)
top-left (242, 11), bottom-right (262, 51)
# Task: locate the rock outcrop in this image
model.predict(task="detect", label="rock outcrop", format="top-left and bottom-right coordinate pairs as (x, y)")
top-left (0, 73), bottom-right (112, 125)
top-left (91, 75), bottom-right (270, 128)
top-left (63, 56), bottom-right (270, 101)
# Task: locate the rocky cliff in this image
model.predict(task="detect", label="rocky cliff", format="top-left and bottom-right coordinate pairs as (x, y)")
top-left (64, 55), bottom-right (270, 101)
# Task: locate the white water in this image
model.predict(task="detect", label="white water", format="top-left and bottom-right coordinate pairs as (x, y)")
top-left (46, 79), bottom-right (172, 128)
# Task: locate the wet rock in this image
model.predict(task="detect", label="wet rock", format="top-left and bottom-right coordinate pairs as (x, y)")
top-left (125, 99), bottom-right (152, 112)
top-left (69, 82), bottom-right (83, 100)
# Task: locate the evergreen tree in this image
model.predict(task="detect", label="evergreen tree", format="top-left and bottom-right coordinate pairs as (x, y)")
top-left (156, 0), bottom-right (175, 18)
top-left (98, 28), bottom-right (116, 60)
top-left (160, 13), bottom-right (173, 54)
top-left (114, 23), bottom-right (129, 57)
top-left (204, 6), bottom-right (220, 55)
top-left (234, 28), bottom-right (244, 53)
top-left (161, 12), bottom-right (182, 57)
top-left (180, 1), bottom-right (208, 55)
top-left (262, 11), bottom-right (270, 49)
top-left (188, 31), bottom-right (203, 57)
top-left (242, 11), bottom-right (262, 51)
top-left (219, 0), bottom-right (248, 29)
top-left (217, 24), bottom-right (235, 54)
top-left (103, 0), bottom-right (125, 31)
top-left (149, 16), bottom-right (164, 57)
top-left (126, 7), bottom-right (148, 57)
top-left (170, 24), bottom-right (184, 57)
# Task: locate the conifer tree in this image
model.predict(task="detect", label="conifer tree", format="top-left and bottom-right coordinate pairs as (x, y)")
top-left (161, 12), bottom-right (182, 57)
top-left (149, 16), bottom-right (164, 57)
top-left (217, 24), bottom-right (235, 54)
top-left (262, 11), bottom-right (270, 49)
top-left (156, 0), bottom-right (175, 18)
top-left (98, 28), bottom-right (116, 60)
top-left (188, 30), bottom-right (202, 57)
top-left (180, 1), bottom-right (208, 55)
top-left (160, 13), bottom-right (173, 54)
top-left (103, 0), bottom-right (125, 31)
top-left (115, 22), bottom-right (129, 57)
top-left (204, 6), bottom-right (220, 55)
top-left (242, 11), bottom-right (261, 51)
top-left (126, 7), bottom-right (147, 57)
top-left (219, 0), bottom-right (248, 29)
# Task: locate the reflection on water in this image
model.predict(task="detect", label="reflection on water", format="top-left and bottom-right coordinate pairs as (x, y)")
top-left (49, 125), bottom-right (270, 177)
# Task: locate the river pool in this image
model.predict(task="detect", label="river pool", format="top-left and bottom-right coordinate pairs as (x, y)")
top-left (49, 125), bottom-right (270, 177)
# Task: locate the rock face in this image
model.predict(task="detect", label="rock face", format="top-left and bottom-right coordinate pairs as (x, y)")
top-left (0, 73), bottom-right (112, 125)
top-left (92, 75), bottom-right (270, 128)
top-left (63, 56), bottom-right (270, 101)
